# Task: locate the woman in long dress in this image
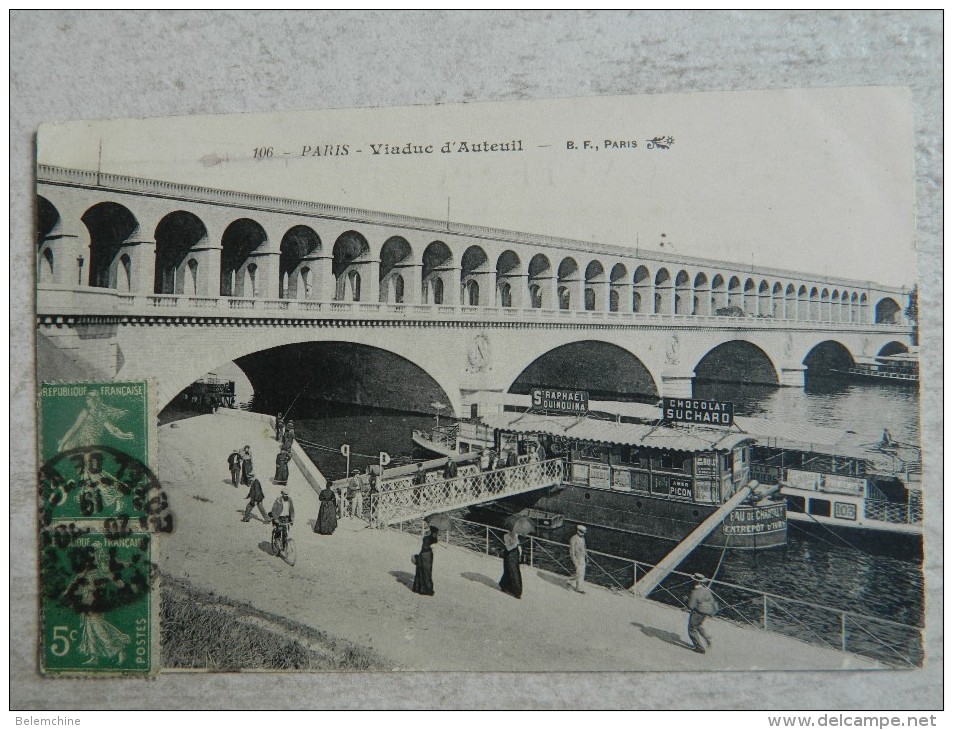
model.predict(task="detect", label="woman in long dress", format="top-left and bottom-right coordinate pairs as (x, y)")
top-left (315, 485), bottom-right (338, 534)
top-left (412, 526), bottom-right (439, 596)
top-left (274, 449), bottom-right (291, 485)
top-left (499, 530), bottom-right (523, 599)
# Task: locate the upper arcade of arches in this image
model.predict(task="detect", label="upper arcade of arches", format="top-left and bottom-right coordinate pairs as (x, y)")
top-left (35, 166), bottom-right (910, 328)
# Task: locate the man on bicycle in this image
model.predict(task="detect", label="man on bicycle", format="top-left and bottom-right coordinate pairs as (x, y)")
top-left (269, 489), bottom-right (295, 552)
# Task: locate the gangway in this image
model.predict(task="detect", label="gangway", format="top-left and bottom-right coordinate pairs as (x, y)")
top-left (371, 458), bottom-right (564, 526)
top-left (634, 482), bottom-right (756, 597)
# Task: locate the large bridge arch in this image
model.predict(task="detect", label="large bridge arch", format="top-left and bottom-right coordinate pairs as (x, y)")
top-left (506, 340), bottom-right (659, 402)
top-left (125, 326), bottom-right (466, 417)
top-left (877, 341), bottom-right (909, 358)
top-left (693, 340), bottom-right (780, 386)
top-left (802, 340), bottom-right (856, 375)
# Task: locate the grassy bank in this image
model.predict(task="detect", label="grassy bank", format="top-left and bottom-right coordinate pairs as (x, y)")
top-left (160, 575), bottom-right (391, 671)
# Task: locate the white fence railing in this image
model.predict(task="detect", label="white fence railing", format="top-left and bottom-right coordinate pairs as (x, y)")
top-left (371, 459), bottom-right (564, 526)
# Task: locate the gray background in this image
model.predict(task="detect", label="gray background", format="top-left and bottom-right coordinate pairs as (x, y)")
top-left (10, 10), bottom-right (942, 710)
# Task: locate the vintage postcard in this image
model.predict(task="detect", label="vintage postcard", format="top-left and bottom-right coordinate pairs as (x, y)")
top-left (34, 88), bottom-right (923, 674)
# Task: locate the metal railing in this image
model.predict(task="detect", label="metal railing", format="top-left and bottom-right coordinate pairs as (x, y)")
top-left (865, 499), bottom-right (922, 525)
top-left (389, 515), bottom-right (923, 668)
top-left (371, 459), bottom-right (563, 526)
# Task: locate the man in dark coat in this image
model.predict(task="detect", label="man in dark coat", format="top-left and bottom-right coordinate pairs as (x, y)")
top-left (281, 421), bottom-right (296, 452)
top-left (687, 573), bottom-right (717, 653)
top-left (274, 449), bottom-right (291, 485)
top-left (227, 448), bottom-right (242, 488)
top-left (242, 474), bottom-right (268, 522)
top-left (442, 457), bottom-right (458, 480)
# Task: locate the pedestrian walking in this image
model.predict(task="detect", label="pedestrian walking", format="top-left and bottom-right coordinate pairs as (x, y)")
top-left (227, 448), bottom-right (242, 488)
top-left (412, 526), bottom-right (439, 596)
top-left (242, 474), bottom-right (268, 522)
top-left (240, 446), bottom-right (254, 486)
top-left (499, 530), bottom-right (523, 599)
top-left (281, 421), bottom-right (296, 451)
top-left (274, 448), bottom-right (291, 486)
top-left (275, 412), bottom-right (285, 442)
top-left (568, 524), bottom-right (588, 593)
top-left (315, 484), bottom-right (338, 535)
top-left (687, 573), bottom-right (718, 654)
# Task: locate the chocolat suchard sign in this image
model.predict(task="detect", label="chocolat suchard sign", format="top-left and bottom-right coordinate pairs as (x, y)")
top-left (531, 388), bottom-right (589, 414)
top-left (662, 398), bottom-right (734, 426)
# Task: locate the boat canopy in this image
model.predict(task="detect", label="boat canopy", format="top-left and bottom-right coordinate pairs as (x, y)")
top-left (484, 412), bottom-right (754, 453)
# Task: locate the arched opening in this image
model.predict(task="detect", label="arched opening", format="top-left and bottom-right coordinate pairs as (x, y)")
top-left (830, 290), bottom-right (841, 322)
top-left (797, 285), bottom-right (809, 321)
top-left (849, 292), bottom-right (859, 323)
top-left (82, 202), bottom-right (140, 289)
top-left (509, 341), bottom-right (659, 402)
top-left (230, 341), bottom-right (458, 421)
top-left (726, 276), bottom-right (741, 311)
top-left (499, 281), bottom-right (512, 308)
top-left (875, 297), bottom-right (900, 324)
top-left (693, 273), bottom-right (710, 315)
top-left (528, 254), bottom-right (552, 309)
top-left (674, 270), bottom-right (691, 315)
top-left (379, 236), bottom-right (413, 303)
top-left (422, 241), bottom-right (453, 305)
top-left (463, 279), bottom-right (479, 306)
top-left (37, 195), bottom-right (61, 249)
top-left (584, 260), bottom-right (606, 312)
top-left (840, 291), bottom-right (850, 322)
top-left (118, 254), bottom-right (132, 292)
top-left (38, 247), bottom-right (55, 284)
top-left (743, 278), bottom-right (756, 316)
top-left (280, 226), bottom-right (321, 299)
top-left (803, 340), bottom-right (855, 376)
top-left (694, 340), bottom-right (779, 386)
top-left (859, 293), bottom-right (869, 323)
top-left (809, 287), bottom-right (820, 321)
top-left (461, 245), bottom-right (489, 306)
top-left (758, 280), bottom-right (770, 317)
top-left (654, 268), bottom-right (672, 314)
top-left (496, 250), bottom-right (522, 308)
top-left (155, 210), bottom-right (208, 295)
top-left (187, 259), bottom-right (199, 296)
top-left (772, 283), bottom-right (784, 318)
top-left (347, 270), bottom-right (362, 301)
top-left (557, 257), bottom-right (579, 311)
top-left (785, 284), bottom-right (797, 320)
top-left (633, 266), bottom-right (651, 313)
top-left (609, 263), bottom-right (628, 313)
top-left (333, 231), bottom-right (370, 301)
top-left (820, 288), bottom-right (831, 321)
top-left (877, 341), bottom-right (909, 357)
top-left (221, 218), bottom-right (268, 297)
top-left (711, 274), bottom-right (726, 313)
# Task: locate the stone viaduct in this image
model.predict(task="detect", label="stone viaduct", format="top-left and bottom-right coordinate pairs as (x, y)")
top-left (36, 166), bottom-right (914, 416)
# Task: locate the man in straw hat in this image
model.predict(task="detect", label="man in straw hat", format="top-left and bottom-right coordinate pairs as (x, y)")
top-left (687, 573), bottom-right (718, 654)
top-left (567, 524), bottom-right (588, 593)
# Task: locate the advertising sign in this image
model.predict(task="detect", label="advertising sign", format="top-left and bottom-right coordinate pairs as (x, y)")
top-left (532, 388), bottom-right (589, 414)
top-left (662, 398), bottom-right (733, 426)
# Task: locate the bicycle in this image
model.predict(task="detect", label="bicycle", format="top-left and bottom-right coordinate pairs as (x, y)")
top-left (270, 516), bottom-right (296, 565)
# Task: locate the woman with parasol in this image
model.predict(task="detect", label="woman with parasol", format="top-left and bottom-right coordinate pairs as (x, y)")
top-left (499, 515), bottom-right (532, 599)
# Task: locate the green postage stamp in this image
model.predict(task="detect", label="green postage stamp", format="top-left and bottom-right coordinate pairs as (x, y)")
top-left (38, 382), bottom-right (163, 675)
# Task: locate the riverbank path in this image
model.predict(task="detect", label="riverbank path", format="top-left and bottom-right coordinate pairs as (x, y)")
top-left (158, 413), bottom-right (881, 671)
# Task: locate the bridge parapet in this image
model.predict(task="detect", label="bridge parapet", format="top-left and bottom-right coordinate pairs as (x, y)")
top-left (36, 285), bottom-right (911, 335)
